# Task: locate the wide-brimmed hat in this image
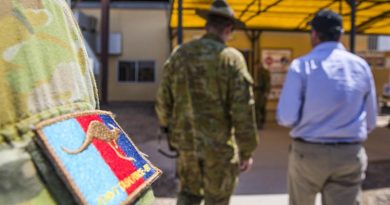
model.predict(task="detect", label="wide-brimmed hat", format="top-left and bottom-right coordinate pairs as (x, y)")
top-left (196, 0), bottom-right (245, 29)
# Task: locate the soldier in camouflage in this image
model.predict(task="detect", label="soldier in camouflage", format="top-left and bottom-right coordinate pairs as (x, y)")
top-left (0, 0), bottom-right (153, 204)
top-left (254, 63), bottom-right (271, 129)
top-left (155, 1), bottom-right (259, 205)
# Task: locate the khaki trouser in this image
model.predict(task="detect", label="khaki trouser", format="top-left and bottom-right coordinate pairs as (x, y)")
top-left (288, 140), bottom-right (367, 205)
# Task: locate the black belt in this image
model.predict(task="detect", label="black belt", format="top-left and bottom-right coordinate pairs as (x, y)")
top-left (294, 138), bottom-right (361, 145)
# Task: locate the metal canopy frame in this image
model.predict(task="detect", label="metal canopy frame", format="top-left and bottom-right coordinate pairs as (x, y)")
top-left (170, 0), bottom-right (390, 33)
top-left (169, 0), bottom-right (390, 55)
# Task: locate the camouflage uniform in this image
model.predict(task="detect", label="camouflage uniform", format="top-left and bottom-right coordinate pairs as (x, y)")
top-left (0, 0), bottom-right (153, 204)
top-left (156, 33), bottom-right (259, 205)
top-left (254, 67), bottom-right (271, 128)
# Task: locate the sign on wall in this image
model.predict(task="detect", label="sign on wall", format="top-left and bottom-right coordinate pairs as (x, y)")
top-left (357, 51), bottom-right (386, 69)
top-left (261, 49), bottom-right (292, 99)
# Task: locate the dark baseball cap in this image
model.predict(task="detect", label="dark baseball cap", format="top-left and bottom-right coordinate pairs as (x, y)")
top-left (309, 9), bottom-right (343, 33)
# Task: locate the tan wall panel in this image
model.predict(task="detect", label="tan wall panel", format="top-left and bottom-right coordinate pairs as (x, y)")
top-left (260, 32), bottom-right (312, 59)
top-left (81, 8), bottom-right (169, 101)
top-left (80, 9), bottom-right (368, 103)
top-left (174, 30), bottom-right (252, 50)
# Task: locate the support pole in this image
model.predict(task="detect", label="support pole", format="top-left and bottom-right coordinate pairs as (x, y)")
top-left (178, 0), bottom-right (183, 45)
top-left (349, 0), bottom-right (356, 53)
top-left (169, 28), bottom-right (173, 52)
top-left (246, 30), bottom-right (261, 77)
top-left (254, 31), bottom-right (261, 66)
top-left (251, 31), bottom-right (256, 76)
top-left (255, 31), bottom-right (262, 76)
top-left (101, 0), bottom-right (110, 104)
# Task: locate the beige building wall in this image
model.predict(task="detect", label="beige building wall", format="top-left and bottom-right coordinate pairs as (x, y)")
top-left (81, 8), bottom-right (170, 102)
top-left (176, 30), bottom-right (368, 61)
top-left (80, 6), bottom-right (369, 103)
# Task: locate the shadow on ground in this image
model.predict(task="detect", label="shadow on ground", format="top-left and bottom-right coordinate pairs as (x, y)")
top-left (364, 160), bottom-right (390, 190)
top-left (363, 160), bottom-right (390, 205)
top-left (102, 102), bottom-right (390, 201)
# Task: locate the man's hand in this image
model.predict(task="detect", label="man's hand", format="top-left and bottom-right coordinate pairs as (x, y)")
top-left (239, 157), bottom-right (253, 172)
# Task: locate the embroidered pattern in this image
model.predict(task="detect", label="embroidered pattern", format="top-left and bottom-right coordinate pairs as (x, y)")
top-left (35, 110), bottom-right (161, 205)
top-left (61, 120), bottom-right (136, 162)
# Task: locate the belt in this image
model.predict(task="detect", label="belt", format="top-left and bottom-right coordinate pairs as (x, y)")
top-left (294, 138), bottom-right (361, 145)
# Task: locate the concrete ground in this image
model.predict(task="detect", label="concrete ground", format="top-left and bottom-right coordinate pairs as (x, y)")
top-left (104, 102), bottom-right (390, 205)
top-left (148, 123), bottom-right (390, 205)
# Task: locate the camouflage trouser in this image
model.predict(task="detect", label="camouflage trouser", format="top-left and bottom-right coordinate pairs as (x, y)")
top-left (0, 142), bottom-right (154, 205)
top-left (255, 97), bottom-right (267, 128)
top-left (135, 188), bottom-right (155, 205)
top-left (176, 151), bottom-right (239, 205)
top-left (0, 142), bottom-right (59, 205)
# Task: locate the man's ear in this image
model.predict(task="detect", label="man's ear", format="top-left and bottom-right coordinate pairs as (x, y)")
top-left (311, 29), bottom-right (321, 45)
top-left (311, 29), bottom-right (317, 39)
top-left (227, 24), bottom-right (234, 32)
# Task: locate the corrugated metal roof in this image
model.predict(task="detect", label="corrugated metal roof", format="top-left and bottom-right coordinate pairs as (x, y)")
top-left (170, 0), bottom-right (390, 35)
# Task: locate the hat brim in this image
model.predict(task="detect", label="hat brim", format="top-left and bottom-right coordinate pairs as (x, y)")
top-left (196, 9), bottom-right (246, 29)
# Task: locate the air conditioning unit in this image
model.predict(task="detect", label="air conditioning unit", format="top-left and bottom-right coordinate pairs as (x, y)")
top-left (378, 36), bottom-right (390, 51)
top-left (96, 33), bottom-right (123, 56)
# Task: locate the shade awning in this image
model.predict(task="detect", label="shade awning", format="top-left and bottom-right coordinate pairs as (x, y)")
top-left (170, 0), bottom-right (390, 35)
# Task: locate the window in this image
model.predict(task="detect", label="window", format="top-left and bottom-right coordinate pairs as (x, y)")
top-left (138, 61), bottom-right (155, 82)
top-left (118, 61), bottom-right (136, 82)
top-left (118, 60), bottom-right (155, 82)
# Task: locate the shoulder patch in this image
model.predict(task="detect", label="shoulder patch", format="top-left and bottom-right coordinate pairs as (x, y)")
top-left (35, 111), bottom-right (162, 205)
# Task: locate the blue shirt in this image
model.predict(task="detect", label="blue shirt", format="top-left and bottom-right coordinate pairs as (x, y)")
top-left (277, 42), bottom-right (377, 143)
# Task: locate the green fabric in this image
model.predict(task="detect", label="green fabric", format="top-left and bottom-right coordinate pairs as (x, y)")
top-left (26, 142), bottom-right (76, 205)
top-left (133, 188), bottom-right (155, 205)
top-left (254, 67), bottom-right (271, 127)
top-left (156, 33), bottom-right (258, 204)
top-left (0, 0), bottom-right (97, 203)
top-left (155, 33), bottom-right (258, 161)
top-left (0, 1), bottom-right (154, 204)
top-left (18, 189), bottom-right (57, 205)
top-left (0, 143), bottom-right (156, 205)
top-left (176, 151), bottom-right (239, 205)
top-left (0, 0), bottom-right (98, 145)
top-left (0, 145), bottom-right (56, 205)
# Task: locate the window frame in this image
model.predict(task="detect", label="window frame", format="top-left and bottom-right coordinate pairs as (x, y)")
top-left (117, 60), bottom-right (156, 83)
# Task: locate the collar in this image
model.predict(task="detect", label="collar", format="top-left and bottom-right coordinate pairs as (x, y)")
top-left (202, 33), bottom-right (225, 44)
top-left (312, 41), bottom-right (346, 53)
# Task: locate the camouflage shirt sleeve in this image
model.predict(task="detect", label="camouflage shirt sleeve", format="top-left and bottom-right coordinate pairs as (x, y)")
top-left (155, 53), bottom-right (175, 127)
top-left (223, 48), bottom-right (259, 161)
top-left (0, 0), bottom-right (98, 144)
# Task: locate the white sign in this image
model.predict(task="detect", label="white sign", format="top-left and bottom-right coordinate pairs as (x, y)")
top-left (261, 49), bottom-right (292, 99)
top-left (385, 57), bottom-right (390, 69)
top-left (261, 49), bottom-right (291, 72)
